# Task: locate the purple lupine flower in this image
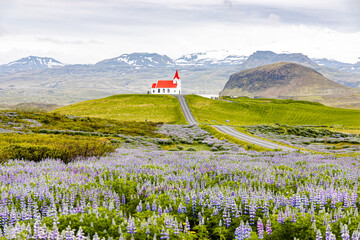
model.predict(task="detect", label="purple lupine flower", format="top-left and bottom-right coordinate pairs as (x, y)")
top-left (64, 226), bottom-right (76, 240)
top-left (184, 217), bottom-right (190, 233)
top-left (331, 195), bottom-right (336, 209)
top-left (213, 207), bottom-right (219, 216)
top-left (93, 232), bottom-right (100, 240)
top-left (325, 224), bottom-right (332, 240)
top-left (33, 220), bottom-right (41, 239)
top-left (160, 227), bottom-right (169, 240)
top-left (257, 218), bottom-right (264, 239)
top-left (234, 221), bottom-right (245, 240)
top-left (50, 222), bottom-right (59, 240)
top-left (185, 195), bottom-right (190, 205)
top-left (266, 219), bottom-right (272, 235)
top-left (291, 212), bottom-right (297, 223)
top-left (224, 212), bottom-right (231, 228)
top-left (244, 221), bottom-right (251, 239)
top-left (38, 225), bottom-right (48, 240)
top-left (249, 203), bottom-right (256, 225)
top-left (136, 201), bottom-right (143, 212)
top-left (158, 205), bottom-right (163, 216)
top-left (121, 194), bottom-right (126, 205)
top-left (316, 229), bottom-right (322, 240)
top-left (341, 224), bottom-right (350, 240)
top-left (127, 217), bottom-right (136, 236)
top-left (351, 230), bottom-right (360, 240)
top-left (76, 227), bottom-right (85, 240)
top-left (351, 191), bottom-right (357, 207)
top-left (152, 200), bottom-right (157, 211)
top-left (277, 211), bottom-right (284, 224)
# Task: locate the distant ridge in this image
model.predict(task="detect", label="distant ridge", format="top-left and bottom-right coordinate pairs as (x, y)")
top-left (95, 53), bottom-right (174, 68)
top-left (238, 51), bottom-right (318, 70)
top-left (2, 56), bottom-right (64, 71)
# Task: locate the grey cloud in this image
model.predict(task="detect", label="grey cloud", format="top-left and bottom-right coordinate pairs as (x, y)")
top-left (2, 0), bottom-right (359, 38)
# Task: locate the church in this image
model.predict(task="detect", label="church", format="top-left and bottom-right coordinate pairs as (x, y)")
top-left (150, 70), bottom-right (181, 94)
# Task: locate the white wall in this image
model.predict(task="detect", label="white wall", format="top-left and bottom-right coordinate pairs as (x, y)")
top-left (151, 88), bottom-right (180, 94)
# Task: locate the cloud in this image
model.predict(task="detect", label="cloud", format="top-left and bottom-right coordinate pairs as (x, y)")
top-left (223, 0), bottom-right (232, 7)
top-left (36, 37), bottom-right (102, 45)
top-left (0, 0), bottom-right (359, 64)
top-left (268, 13), bottom-right (281, 23)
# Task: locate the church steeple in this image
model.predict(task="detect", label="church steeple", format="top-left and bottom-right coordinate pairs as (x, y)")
top-left (173, 70), bottom-right (180, 80)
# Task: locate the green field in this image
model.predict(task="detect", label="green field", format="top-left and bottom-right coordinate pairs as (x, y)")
top-left (53, 94), bottom-right (186, 124)
top-left (0, 110), bottom-right (169, 162)
top-left (186, 95), bottom-right (360, 127)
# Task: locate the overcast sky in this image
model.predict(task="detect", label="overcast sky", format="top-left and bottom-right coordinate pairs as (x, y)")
top-left (0, 0), bottom-right (359, 64)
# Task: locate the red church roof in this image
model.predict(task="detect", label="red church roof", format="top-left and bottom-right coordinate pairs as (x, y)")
top-left (152, 80), bottom-right (178, 88)
top-left (151, 70), bottom-right (180, 89)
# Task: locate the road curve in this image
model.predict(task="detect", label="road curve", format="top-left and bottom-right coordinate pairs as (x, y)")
top-left (174, 95), bottom-right (198, 125)
top-left (214, 125), bottom-right (296, 151)
top-left (175, 94), bottom-right (297, 151)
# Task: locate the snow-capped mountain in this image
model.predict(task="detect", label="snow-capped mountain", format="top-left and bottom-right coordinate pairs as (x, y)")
top-left (3, 56), bottom-right (64, 71)
top-left (312, 58), bottom-right (360, 72)
top-left (95, 53), bottom-right (174, 68)
top-left (175, 49), bottom-right (247, 66)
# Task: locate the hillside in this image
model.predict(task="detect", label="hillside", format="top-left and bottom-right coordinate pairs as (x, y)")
top-left (53, 94), bottom-right (187, 124)
top-left (220, 62), bottom-right (360, 109)
top-left (186, 95), bottom-right (360, 127)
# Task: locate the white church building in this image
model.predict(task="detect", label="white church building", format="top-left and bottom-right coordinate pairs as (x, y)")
top-left (150, 70), bottom-right (181, 94)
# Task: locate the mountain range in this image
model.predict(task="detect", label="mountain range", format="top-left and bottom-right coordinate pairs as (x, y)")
top-left (0, 50), bottom-right (359, 107)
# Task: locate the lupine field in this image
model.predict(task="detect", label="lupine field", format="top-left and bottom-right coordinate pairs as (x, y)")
top-left (0, 121), bottom-right (360, 240)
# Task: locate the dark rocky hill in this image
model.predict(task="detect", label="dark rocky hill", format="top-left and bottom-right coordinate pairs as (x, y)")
top-left (220, 62), bottom-right (360, 108)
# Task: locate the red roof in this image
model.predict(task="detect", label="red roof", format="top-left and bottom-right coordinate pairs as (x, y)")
top-left (152, 80), bottom-right (178, 88)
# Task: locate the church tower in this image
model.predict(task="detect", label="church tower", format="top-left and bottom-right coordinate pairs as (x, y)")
top-left (173, 70), bottom-right (181, 94)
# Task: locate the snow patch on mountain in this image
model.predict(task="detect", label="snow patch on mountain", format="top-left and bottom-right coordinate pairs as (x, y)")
top-left (175, 49), bottom-right (247, 66)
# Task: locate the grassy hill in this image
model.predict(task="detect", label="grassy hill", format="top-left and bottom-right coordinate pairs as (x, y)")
top-left (53, 94), bottom-right (186, 124)
top-left (186, 95), bottom-right (360, 127)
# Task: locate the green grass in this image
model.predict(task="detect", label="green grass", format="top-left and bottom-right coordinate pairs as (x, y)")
top-left (186, 95), bottom-right (360, 127)
top-left (53, 94), bottom-right (186, 124)
top-left (161, 143), bottom-right (212, 151)
top-left (0, 111), bottom-right (163, 137)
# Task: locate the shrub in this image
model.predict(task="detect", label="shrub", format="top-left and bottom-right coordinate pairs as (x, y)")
top-left (0, 133), bottom-right (114, 163)
top-left (177, 145), bottom-right (184, 150)
top-left (210, 147), bottom-right (219, 152)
